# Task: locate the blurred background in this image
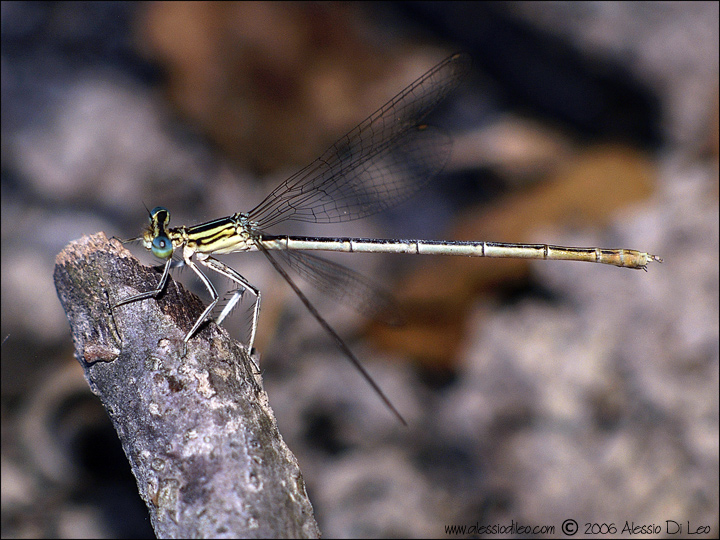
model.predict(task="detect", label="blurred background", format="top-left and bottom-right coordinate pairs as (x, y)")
top-left (2, 2), bottom-right (717, 538)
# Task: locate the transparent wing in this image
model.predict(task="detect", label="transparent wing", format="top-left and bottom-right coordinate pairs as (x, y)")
top-left (247, 53), bottom-right (471, 229)
top-left (272, 250), bottom-right (402, 325)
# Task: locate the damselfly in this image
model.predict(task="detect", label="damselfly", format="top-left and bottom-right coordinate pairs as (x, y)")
top-left (115, 53), bottom-right (660, 424)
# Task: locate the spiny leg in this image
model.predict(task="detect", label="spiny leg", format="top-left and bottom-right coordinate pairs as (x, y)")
top-left (199, 255), bottom-right (261, 354)
top-left (183, 256), bottom-right (221, 349)
top-left (216, 288), bottom-right (247, 327)
top-left (114, 257), bottom-right (173, 308)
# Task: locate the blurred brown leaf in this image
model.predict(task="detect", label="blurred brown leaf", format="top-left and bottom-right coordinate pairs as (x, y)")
top-left (138, 2), bottom-right (393, 174)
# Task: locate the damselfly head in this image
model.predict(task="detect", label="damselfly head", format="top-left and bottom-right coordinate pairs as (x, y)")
top-left (137, 206), bottom-right (174, 259)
